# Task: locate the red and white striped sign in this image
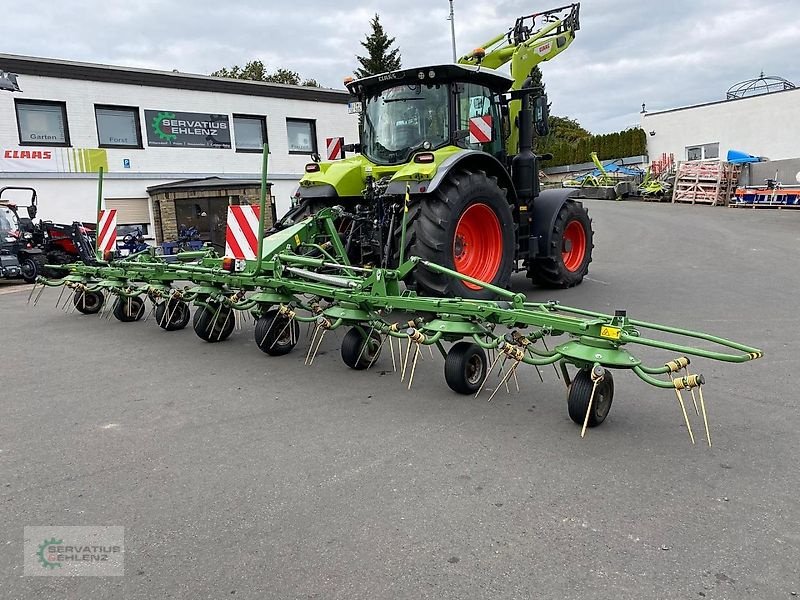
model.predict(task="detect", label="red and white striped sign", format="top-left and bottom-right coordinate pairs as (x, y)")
top-left (224, 205), bottom-right (261, 260)
top-left (326, 137), bottom-right (344, 160)
top-left (468, 115), bottom-right (493, 144)
top-left (97, 209), bottom-right (117, 253)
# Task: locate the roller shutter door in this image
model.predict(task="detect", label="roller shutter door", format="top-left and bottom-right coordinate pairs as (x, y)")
top-left (104, 198), bottom-right (151, 225)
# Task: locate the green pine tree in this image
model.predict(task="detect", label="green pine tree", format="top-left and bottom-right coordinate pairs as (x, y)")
top-left (355, 14), bottom-right (402, 78)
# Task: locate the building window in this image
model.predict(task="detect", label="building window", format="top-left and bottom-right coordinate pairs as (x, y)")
top-left (686, 143), bottom-right (719, 161)
top-left (233, 115), bottom-right (268, 152)
top-left (15, 100), bottom-right (70, 146)
top-left (95, 105), bottom-right (142, 148)
top-left (286, 118), bottom-right (317, 154)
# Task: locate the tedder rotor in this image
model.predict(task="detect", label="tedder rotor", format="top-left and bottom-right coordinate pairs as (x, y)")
top-left (31, 149), bottom-right (763, 445)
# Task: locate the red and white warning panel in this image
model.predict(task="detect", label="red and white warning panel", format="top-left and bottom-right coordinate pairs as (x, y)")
top-left (96, 209), bottom-right (117, 253)
top-left (326, 137), bottom-right (345, 160)
top-left (224, 205), bottom-right (261, 260)
top-left (468, 115), bottom-right (493, 144)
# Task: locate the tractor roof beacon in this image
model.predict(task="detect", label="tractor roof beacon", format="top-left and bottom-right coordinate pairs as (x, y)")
top-left (285, 3), bottom-right (590, 299)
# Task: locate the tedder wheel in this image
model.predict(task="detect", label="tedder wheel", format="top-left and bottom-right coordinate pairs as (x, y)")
top-left (567, 367), bottom-right (614, 428)
top-left (528, 199), bottom-right (594, 288)
top-left (20, 255), bottom-right (46, 284)
top-left (254, 309), bottom-right (299, 356)
top-left (112, 296), bottom-right (146, 322)
top-left (401, 168), bottom-right (515, 300)
top-left (444, 342), bottom-right (487, 395)
top-left (192, 304), bottom-right (235, 342)
top-left (73, 290), bottom-right (104, 314)
top-left (341, 327), bottom-right (382, 369)
top-left (154, 299), bottom-right (190, 331)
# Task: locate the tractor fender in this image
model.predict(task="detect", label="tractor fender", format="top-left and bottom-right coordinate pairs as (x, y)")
top-left (528, 188), bottom-right (578, 258)
top-left (18, 247), bottom-right (44, 257)
top-left (386, 150), bottom-right (517, 201)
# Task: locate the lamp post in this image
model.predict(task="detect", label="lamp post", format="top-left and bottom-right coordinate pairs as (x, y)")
top-left (447, 0), bottom-right (457, 62)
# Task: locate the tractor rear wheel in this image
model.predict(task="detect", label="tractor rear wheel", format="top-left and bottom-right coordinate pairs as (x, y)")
top-left (193, 304), bottom-right (235, 342)
top-left (528, 200), bottom-right (593, 288)
top-left (403, 169), bottom-right (514, 300)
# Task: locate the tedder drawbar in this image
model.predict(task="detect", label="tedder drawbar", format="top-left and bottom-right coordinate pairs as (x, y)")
top-left (31, 150), bottom-right (762, 445)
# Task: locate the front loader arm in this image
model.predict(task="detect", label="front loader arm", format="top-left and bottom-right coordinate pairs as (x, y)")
top-left (458, 3), bottom-right (580, 154)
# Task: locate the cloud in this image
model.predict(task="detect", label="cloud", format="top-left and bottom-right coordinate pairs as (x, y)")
top-left (2, 0), bottom-right (798, 133)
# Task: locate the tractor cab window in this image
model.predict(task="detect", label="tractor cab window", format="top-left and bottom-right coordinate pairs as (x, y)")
top-left (362, 83), bottom-right (449, 165)
top-left (456, 83), bottom-right (502, 157)
top-left (0, 206), bottom-right (19, 234)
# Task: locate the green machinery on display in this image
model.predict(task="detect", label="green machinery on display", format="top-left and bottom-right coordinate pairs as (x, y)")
top-left (32, 148), bottom-right (762, 446)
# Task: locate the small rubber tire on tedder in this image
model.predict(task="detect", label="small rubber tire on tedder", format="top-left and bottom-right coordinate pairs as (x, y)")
top-left (567, 367), bottom-right (614, 427)
top-left (254, 309), bottom-right (299, 356)
top-left (403, 169), bottom-right (515, 300)
top-left (444, 342), bottom-right (487, 394)
top-left (529, 199), bottom-right (593, 288)
top-left (73, 289), bottom-right (104, 314)
top-left (112, 296), bottom-right (146, 322)
top-left (192, 304), bottom-right (235, 342)
top-left (155, 299), bottom-right (191, 331)
top-left (341, 327), bottom-right (382, 369)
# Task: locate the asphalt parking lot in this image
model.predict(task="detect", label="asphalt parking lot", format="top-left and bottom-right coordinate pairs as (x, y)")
top-left (2, 199), bottom-right (799, 599)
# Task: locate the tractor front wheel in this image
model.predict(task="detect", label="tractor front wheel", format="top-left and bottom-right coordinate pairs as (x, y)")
top-left (403, 169), bottom-right (514, 299)
top-left (528, 200), bottom-right (593, 288)
top-left (20, 255), bottom-right (46, 283)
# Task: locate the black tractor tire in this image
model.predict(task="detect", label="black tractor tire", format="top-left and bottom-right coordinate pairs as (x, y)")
top-left (444, 342), bottom-right (487, 395)
top-left (528, 200), bottom-right (593, 288)
top-left (341, 327), bottom-right (382, 369)
top-left (401, 169), bottom-right (515, 300)
top-left (254, 310), bottom-right (300, 356)
top-left (567, 367), bottom-right (614, 428)
top-left (154, 299), bottom-right (191, 331)
top-left (112, 296), bottom-right (146, 322)
top-left (42, 250), bottom-right (75, 279)
top-left (192, 304), bottom-right (235, 343)
top-left (20, 254), bottom-right (46, 283)
top-left (73, 290), bottom-right (104, 314)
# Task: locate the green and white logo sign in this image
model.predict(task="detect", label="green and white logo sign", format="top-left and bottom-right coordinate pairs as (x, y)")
top-left (145, 110), bottom-right (231, 149)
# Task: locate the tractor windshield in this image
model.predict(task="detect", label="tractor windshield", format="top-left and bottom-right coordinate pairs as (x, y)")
top-left (0, 206), bottom-right (19, 235)
top-left (362, 83), bottom-right (449, 165)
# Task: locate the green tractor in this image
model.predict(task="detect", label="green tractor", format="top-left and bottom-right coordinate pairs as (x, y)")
top-left (281, 3), bottom-right (590, 299)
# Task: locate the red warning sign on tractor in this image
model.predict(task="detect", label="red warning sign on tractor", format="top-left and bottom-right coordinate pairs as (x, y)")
top-left (96, 209), bottom-right (117, 253)
top-left (468, 115), bottom-right (493, 144)
top-left (224, 205), bottom-right (261, 260)
top-left (326, 137), bottom-right (345, 160)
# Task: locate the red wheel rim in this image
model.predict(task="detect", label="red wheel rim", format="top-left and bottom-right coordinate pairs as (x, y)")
top-left (562, 220), bottom-right (587, 272)
top-left (453, 203), bottom-right (503, 290)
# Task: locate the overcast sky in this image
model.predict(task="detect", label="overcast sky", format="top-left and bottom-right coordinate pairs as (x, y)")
top-left (3, 0), bottom-right (799, 133)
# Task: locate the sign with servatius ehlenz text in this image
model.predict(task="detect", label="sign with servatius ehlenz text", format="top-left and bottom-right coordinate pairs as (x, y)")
top-left (145, 110), bottom-right (231, 148)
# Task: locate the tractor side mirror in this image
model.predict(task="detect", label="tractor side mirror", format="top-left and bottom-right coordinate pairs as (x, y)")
top-left (533, 95), bottom-right (550, 137)
top-left (28, 205), bottom-right (37, 219)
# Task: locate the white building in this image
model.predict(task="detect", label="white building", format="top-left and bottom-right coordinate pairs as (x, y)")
top-left (641, 86), bottom-right (800, 164)
top-left (0, 53), bottom-right (359, 241)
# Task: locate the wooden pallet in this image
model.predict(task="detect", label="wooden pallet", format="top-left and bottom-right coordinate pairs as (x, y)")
top-left (672, 160), bottom-right (741, 206)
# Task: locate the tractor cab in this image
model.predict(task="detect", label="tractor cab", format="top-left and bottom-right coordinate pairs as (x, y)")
top-left (348, 64), bottom-right (514, 166)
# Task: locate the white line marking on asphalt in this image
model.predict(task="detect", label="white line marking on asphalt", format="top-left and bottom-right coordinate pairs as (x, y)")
top-left (585, 277), bottom-right (609, 285)
top-left (0, 285), bottom-right (34, 296)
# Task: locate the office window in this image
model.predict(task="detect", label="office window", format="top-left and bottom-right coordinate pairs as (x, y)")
top-left (686, 143), bottom-right (719, 161)
top-left (286, 118), bottom-right (317, 154)
top-left (95, 105), bottom-right (142, 148)
top-left (233, 115), bottom-right (267, 152)
top-left (15, 100), bottom-right (70, 146)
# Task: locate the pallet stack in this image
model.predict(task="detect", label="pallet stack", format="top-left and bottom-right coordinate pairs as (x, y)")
top-left (672, 160), bottom-right (741, 206)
